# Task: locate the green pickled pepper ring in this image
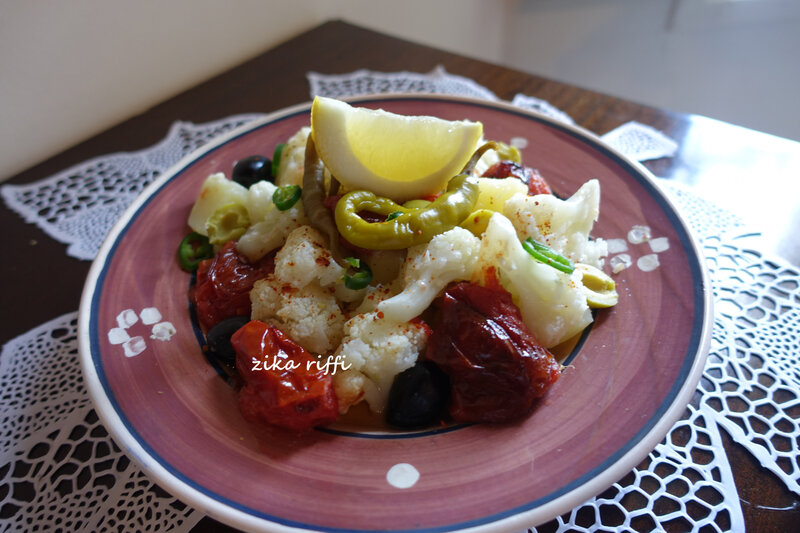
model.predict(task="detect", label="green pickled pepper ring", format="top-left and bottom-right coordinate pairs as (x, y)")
top-left (333, 142), bottom-right (497, 250)
top-left (178, 232), bottom-right (213, 272)
top-left (522, 238), bottom-right (575, 275)
top-left (343, 257), bottom-right (372, 290)
top-left (273, 184), bottom-right (302, 211)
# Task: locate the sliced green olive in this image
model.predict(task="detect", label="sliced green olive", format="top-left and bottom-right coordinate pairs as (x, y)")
top-left (576, 263), bottom-right (618, 308)
top-left (492, 141), bottom-right (522, 163)
top-left (206, 203), bottom-right (250, 246)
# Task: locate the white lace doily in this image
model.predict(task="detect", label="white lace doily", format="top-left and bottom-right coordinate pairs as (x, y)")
top-left (0, 313), bottom-right (200, 532)
top-left (308, 66), bottom-right (499, 103)
top-left (2, 68), bottom-right (798, 532)
top-left (1, 114), bottom-right (262, 261)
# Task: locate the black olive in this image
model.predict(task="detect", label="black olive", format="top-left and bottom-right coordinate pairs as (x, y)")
top-left (386, 361), bottom-right (450, 429)
top-left (206, 316), bottom-right (250, 366)
top-left (232, 155), bottom-right (273, 187)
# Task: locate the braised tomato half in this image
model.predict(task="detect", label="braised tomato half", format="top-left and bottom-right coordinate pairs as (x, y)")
top-left (231, 320), bottom-right (339, 432)
top-left (426, 280), bottom-right (561, 423)
top-left (193, 241), bottom-right (274, 330)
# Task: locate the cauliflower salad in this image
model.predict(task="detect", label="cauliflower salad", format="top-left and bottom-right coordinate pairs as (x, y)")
top-left (179, 100), bottom-right (618, 433)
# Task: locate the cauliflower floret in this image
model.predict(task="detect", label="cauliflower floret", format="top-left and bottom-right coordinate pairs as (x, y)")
top-left (274, 226), bottom-right (345, 288)
top-left (333, 312), bottom-right (430, 414)
top-left (250, 280), bottom-right (344, 355)
top-left (504, 179), bottom-right (607, 268)
top-left (244, 180), bottom-right (278, 223)
top-left (354, 284), bottom-right (398, 314)
top-left (249, 225), bottom-right (363, 354)
top-left (236, 203), bottom-right (308, 262)
top-left (275, 127), bottom-right (310, 187)
top-left (474, 213), bottom-right (592, 348)
top-left (378, 227), bottom-right (480, 323)
top-left (272, 225), bottom-right (364, 303)
top-left (332, 369), bottom-right (373, 414)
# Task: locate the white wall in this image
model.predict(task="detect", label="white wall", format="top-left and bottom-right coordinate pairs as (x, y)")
top-left (3, 0), bottom-right (799, 182)
top-left (0, 0), bottom-right (507, 181)
top-left (503, 0), bottom-right (800, 141)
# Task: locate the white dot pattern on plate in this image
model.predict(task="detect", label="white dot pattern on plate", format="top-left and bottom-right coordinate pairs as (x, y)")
top-left (510, 136), bottom-right (528, 149)
top-left (108, 327), bottom-right (130, 345)
top-left (649, 236), bottom-right (670, 253)
top-left (607, 225), bottom-right (670, 274)
top-left (150, 322), bottom-right (176, 341)
top-left (627, 225), bottom-right (652, 245)
top-left (386, 463), bottom-right (420, 489)
top-left (123, 336), bottom-right (147, 358)
top-left (116, 309), bottom-right (139, 328)
top-left (637, 254), bottom-right (661, 272)
top-left (140, 307), bottom-right (162, 325)
top-left (606, 238), bottom-right (629, 254)
top-left (610, 253), bottom-right (633, 274)
top-left (107, 307), bottom-right (175, 357)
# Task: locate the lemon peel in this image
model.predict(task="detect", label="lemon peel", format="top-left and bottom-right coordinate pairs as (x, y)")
top-left (310, 96), bottom-right (483, 202)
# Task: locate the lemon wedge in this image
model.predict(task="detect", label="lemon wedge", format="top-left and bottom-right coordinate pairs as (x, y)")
top-left (310, 96), bottom-right (483, 202)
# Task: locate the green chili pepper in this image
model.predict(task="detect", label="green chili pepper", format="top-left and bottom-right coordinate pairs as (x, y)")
top-left (271, 142), bottom-right (286, 177)
top-left (334, 142), bottom-right (497, 250)
top-left (177, 231), bottom-right (213, 272)
top-left (343, 257), bottom-right (372, 290)
top-left (522, 238), bottom-right (575, 274)
top-left (273, 184), bottom-right (302, 211)
top-left (302, 137), bottom-right (346, 267)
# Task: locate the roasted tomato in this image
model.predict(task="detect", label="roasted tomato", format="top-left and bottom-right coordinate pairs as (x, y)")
top-left (482, 161), bottom-right (552, 196)
top-left (231, 320), bottom-right (339, 432)
top-left (426, 280), bottom-right (561, 423)
top-left (193, 241), bottom-right (274, 330)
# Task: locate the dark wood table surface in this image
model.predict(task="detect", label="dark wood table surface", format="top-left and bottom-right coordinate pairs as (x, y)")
top-left (2, 20), bottom-right (799, 532)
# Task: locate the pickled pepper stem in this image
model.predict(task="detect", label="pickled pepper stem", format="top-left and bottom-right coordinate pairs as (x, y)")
top-left (302, 137), bottom-right (346, 266)
top-left (271, 142), bottom-right (286, 177)
top-left (329, 175), bottom-right (341, 197)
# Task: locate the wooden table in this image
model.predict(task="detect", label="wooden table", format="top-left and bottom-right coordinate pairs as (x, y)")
top-left (2, 20), bottom-right (799, 532)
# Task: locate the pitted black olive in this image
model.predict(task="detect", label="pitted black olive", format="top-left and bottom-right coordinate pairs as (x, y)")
top-left (206, 316), bottom-right (250, 366)
top-left (386, 361), bottom-right (450, 429)
top-left (232, 155), bottom-right (273, 188)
